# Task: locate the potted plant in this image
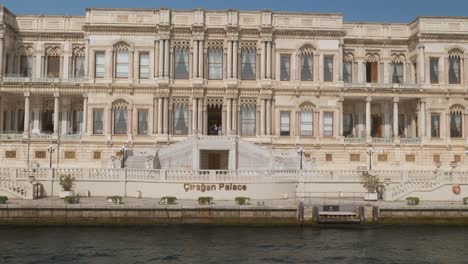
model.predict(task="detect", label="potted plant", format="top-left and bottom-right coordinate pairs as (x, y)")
top-left (198, 197), bottom-right (213, 205)
top-left (235, 197), bottom-right (250, 206)
top-left (107, 196), bottom-right (123, 205)
top-left (406, 197), bottom-right (420, 206)
top-left (59, 174), bottom-right (75, 199)
top-left (360, 171), bottom-right (379, 201)
top-left (159, 196), bottom-right (177, 205)
top-left (0, 196), bottom-right (8, 204)
top-left (64, 194), bottom-right (81, 204)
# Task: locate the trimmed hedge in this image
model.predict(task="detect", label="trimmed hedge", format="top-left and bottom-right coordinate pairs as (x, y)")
top-left (406, 197), bottom-right (420, 206)
top-left (235, 197), bottom-right (250, 206)
top-left (107, 196), bottom-right (123, 204)
top-left (0, 196), bottom-right (8, 204)
top-left (64, 195), bottom-right (81, 204)
top-left (159, 196), bottom-right (177, 205)
top-left (198, 197), bottom-right (213, 205)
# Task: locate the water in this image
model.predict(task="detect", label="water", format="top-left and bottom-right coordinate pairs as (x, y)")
top-left (0, 225), bottom-right (467, 264)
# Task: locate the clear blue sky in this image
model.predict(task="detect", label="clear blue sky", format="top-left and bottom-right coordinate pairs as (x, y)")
top-left (3, 0), bottom-right (468, 23)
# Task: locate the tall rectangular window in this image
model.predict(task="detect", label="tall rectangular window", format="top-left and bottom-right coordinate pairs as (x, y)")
top-left (115, 51), bottom-right (129, 78)
top-left (323, 56), bottom-right (334, 82)
top-left (73, 110), bottom-right (83, 134)
top-left (366, 62), bottom-right (378, 83)
top-left (450, 112), bottom-right (462, 138)
top-left (391, 63), bottom-right (403, 83)
top-left (93, 110), bottom-right (103, 135)
top-left (300, 54), bottom-right (313, 81)
top-left (173, 105), bottom-right (188, 135)
top-left (174, 47), bottom-right (189, 79)
top-left (280, 55), bottom-right (290, 81)
top-left (241, 48), bottom-right (256, 80)
top-left (300, 111), bottom-right (313, 136)
top-left (208, 48), bottom-right (223, 80)
top-left (431, 114), bottom-right (440, 138)
top-left (74, 56), bottom-right (85, 78)
top-left (137, 110), bottom-right (148, 135)
top-left (343, 113), bottom-right (353, 137)
top-left (139, 52), bottom-right (150, 79)
top-left (449, 57), bottom-right (461, 84)
top-left (323, 112), bottom-right (334, 137)
top-left (280, 111), bottom-right (290, 136)
top-left (113, 109), bottom-right (127, 134)
top-left (430, 58), bottom-right (439, 84)
top-left (240, 106), bottom-right (256, 136)
top-left (343, 61), bottom-right (352, 83)
top-left (47, 56), bottom-right (60, 78)
top-left (20, 55), bottom-right (33, 77)
top-left (95, 52), bottom-right (105, 78)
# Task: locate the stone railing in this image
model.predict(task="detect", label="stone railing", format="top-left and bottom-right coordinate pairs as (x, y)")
top-left (372, 138), bottom-right (394, 144)
top-left (2, 76), bottom-right (91, 84)
top-left (0, 176), bottom-right (33, 199)
top-left (344, 137), bottom-right (365, 144)
top-left (400, 137), bottom-right (421, 144)
top-left (344, 82), bottom-right (420, 89)
top-left (0, 133), bottom-right (23, 141)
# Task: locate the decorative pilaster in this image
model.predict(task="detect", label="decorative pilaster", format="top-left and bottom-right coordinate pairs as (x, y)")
top-left (227, 98), bottom-right (232, 133)
top-left (233, 41), bottom-right (238, 78)
top-left (164, 40), bottom-right (170, 78)
top-left (365, 96), bottom-right (372, 138)
top-left (53, 93), bottom-right (60, 136)
top-left (266, 99), bottom-right (271, 135)
top-left (157, 98), bottom-right (163, 134)
top-left (260, 99), bottom-right (265, 136)
top-left (23, 92), bottom-right (30, 137)
top-left (83, 95), bottom-right (88, 134)
top-left (418, 45), bottom-right (425, 84)
top-left (393, 97), bottom-right (399, 138)
top-left (192, 98), bottom-right (197, 133)
top-left (198, 40), bottom-right (204, 78)
top-left (193, 40), bottom-right (199, 78)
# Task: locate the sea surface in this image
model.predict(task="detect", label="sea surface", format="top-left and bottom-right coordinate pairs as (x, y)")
top-left (0, 225), bottom-right (467, 264)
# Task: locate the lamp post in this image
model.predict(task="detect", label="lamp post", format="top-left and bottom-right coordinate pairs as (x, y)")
top-left (297, 146), bottom-right (304, 170)
top-left (120, 145), bottom-right (128, 168)
top-left (367, 147), bottom-right (374, 171)
top-left (47, 144), bottom-right (56, 168)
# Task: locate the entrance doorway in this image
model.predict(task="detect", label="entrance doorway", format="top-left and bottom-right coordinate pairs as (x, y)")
top-left (207, 105), bottom-right (222, 135)
top-left (42, 110), bottom-right (54, 133)
top-left (371, 114), bottom-right (382, 138)
top-left (200, 150), bottom-right (229, 170)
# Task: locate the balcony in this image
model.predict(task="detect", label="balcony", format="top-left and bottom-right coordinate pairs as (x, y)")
top-left (0, 133), bottom-right (23, 141)
top-left (400, 137), bottom-right (421, 144)
top-left (2, 75), bottom-right (90, 84)
top-left (372, 138), bottom-right (394, 144)
top-left (344, 137), bottom-right (366, 144)
top-left (344, 82), bottom-right (420, 89)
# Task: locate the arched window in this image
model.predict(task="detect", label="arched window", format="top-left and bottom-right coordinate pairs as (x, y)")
top-left (113, 100), bottom-right (128, 135)
top-left (300, 46), bottom-right (314, 81)
top-left (240, 100), bottom-right (256, 136)
top-left (46, 46), bottom-right (61, 78)
top-left (449, 49), bottom-right (462, 84)
top-left (18, 46), bottom-right (33, 77)
top-left (241, 46), bottom-right (256, 80)
top-left (343, 53), bottom-right (354, 83)
top-left (114, 42), bottom-right (129, 78)
top-left (174, 45), bottom-right (189, 79)
top-left (208, 47), bottom-right (223, 80)
top-left (365, 53), bottom-right (379, 83)
top-left (391, 54), bottom-right (405, 84)
top-left (173, 99), bottom-right (188, 135)
top-left (450, 105), bottom-right (464, 138)
top-left (299, 103), bottom-right (314, 136)
top-left (73, 47), bottom-right (85, 79)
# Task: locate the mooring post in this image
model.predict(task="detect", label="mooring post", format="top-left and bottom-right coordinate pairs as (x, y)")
top-left (359, 206), bottom-right (365, 224)
top-left (298, 201), bottom-right (304, 225)
top-left (312, 206), bottom-right (319, 223)
top-left (373, 206), bottom-right (379, 223)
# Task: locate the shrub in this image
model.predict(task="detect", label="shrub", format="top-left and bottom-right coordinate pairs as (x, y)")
top-left (107, 196), bottom-right (123, 204)
top-left (235, 197), bottom-right (250, 206)
top-left (198, 197), bottom-right (213, 205)
top-left (64, 194), bottom-right (81, 204)
top-left (406, 197), bottom-right (420, 206)
top-left (463, 197), bottom-right (468, 205)
top-left (360, 172), bottom-right (379, 193)
top-left (159, 196), bottom-right (177, 205)
top-left (0, 196), bottom-right (8, 204)
top-left (59, 174), bottom-right (75, 191)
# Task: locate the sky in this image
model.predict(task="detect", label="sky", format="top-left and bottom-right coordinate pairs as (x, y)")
top-left (3, 0), bottom-right (468, 23)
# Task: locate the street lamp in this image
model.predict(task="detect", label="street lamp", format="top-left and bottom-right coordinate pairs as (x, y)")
top-left (297, 146), bottom-right (304, 170)
top-left (120, 145), bottom-right (128, 168)
top-left (47, 144), bottom-right (56, 168)
top-left (367, 147), bottom-right (374, 171)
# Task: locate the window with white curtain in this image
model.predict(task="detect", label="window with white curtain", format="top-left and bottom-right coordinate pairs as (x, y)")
top-left (173, 105), bottom-right (188, 135)
top-left (93, 110), bottom-right (103, 135)
top-left (240, 105), bottom-right (256, 136)
top-left (137, 110), bottom-right (148, 135)
top-left (300, 111), bottom-right (313, 136)
top-left (301, 54), bottom-right (313, 81)
top-left (343, 113), bottom-right (353, 137)
top-left (430, 58), bottom-right (439, 84)
top-left (280, 111), bottom-right (290, 136)
top-left (208, 48), bottom-right (223, 80)
top-left (73, 110), bottom-right (83, 134)
top-left (174, 47), bottom-right (189, 79)
top-left (113, 108), bottom-right (127, 134)
top-left (450, 111), bottom-right (462, 138)
top-left (391, 63), bottom-right (403, 83)
top-left (95, 52), bottom-right (105, 78)
top-left (74, 56), bottom-right (85, 78)
top-left (343, 61), bottom-right (352, 83)
top-left (139, 52), bottom-right (150, 79)
top-left (431, 114), bottom-right (440, 138)
top-left (241, 48), bottom-right (256, 80)
top-left (449, 57), bottom-right (461, 84)
top-left (323, 112), bottom-right (334, 137)
top-left (324, 56), bottom-right (333, 82)
top-left (280, 55), bottom-right (290, 81)
top-left (20, 55), bottom-right (33, 77)
top-left (115, 50), bottom-right (129, 78)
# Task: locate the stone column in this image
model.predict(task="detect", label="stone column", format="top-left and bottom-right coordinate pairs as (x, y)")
top-left (192, 98), bottom-right (197, 132)
top-left (365, 97), bottom-right (371, 138)
top-left (164, 40), bottom-right (170, 78)
top-left (23, 93), bottom-right (30, 135)
top-left (419, 99), bottom-right (426, 138)
top-left (227, 41), bottom-right (232, 78)
top-left (0, 38), bottom-right (4, 77)
top-left (193, 40), bottom-right (198, 78)
top-left (198, 99), bottom-right (203, 133)
top-left (393, 97), bottom-right (399, 138)
top-left (418, 46), bottom-right (425, 84)
top-left (163, 98), bottom-right (168, 134)
top-left (232, 99), bottom-right (237, 133)
top-left (127, 106), bottom-right (132, 136)
top-left (465, 110), bottom-right (468, 139)
top-left (157, 98), bottom-right (163, 134)
top-left (338, 42), bottom-right (343, 81)
top-left (266, 99), bottom-right (271, 135)
top-left (198, 40), bottom-right (204, 78)
top-left (227, 98), bottom-right (232, 133)
top-left (266, 42), bottom-right (271, 79)
top-left (260, 99), bottom-right (265, 135)
top-left (53, 93), bottom-right (60, 135)
top-left (158, 40), bottom-right (164, 77)
top-left (0, 96), bottom-right (3, 132)
top-left (83, 95), bottom-right (88, 134)
top-left (233, 41), bottom-right (238, 78)
top-left (260, 42), bottom-right (266, 79)
top-left (338, 97), bottom-right (343, 136)
top-left (106, 48), bottom-right (113, 80)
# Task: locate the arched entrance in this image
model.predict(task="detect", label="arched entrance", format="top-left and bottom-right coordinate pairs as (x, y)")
top-left (207, 104), bottom-right (222, 135)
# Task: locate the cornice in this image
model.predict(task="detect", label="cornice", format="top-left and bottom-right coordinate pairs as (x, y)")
top-left (17, 32), bottom-right (84, 41)
top-left (344, 38), bottom-right (408, 46)
top-left (83, 25), bottom-right (157, 35)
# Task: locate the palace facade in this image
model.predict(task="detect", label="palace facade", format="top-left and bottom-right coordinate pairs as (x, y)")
top-left (0, 6), bottom-right (467, 172)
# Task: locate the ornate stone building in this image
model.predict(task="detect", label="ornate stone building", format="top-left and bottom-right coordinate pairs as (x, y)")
top-left (0, 6), bottom-right (467, 171)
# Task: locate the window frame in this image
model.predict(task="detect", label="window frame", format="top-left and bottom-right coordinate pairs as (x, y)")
top-left (47, 56), bottom-right (60, 78)
top-left (280, 54), bottom-right (291, 81)
top-left (241, 48), bottom-right (256, 80)
top-left (173, 104), bottom-right (189, 135)
top-left (448, 56), bottom-right (461, 84)
top-left (207, 47), bottom-right (223, 80)
top-left (430, 113), bottom-right (440, 138)
top-left (280, 111), bottom-right (290, 136)
top-left (240, 105), bottom-right (256, 136)
top-left (115, 50), bottom-right (129, 79)
top-left (429, 57), bottom-right (439, 84)
top-left (20, 55), bottom-right (33, 78)
top-left (300, 110), bottom-right (314, 137)
top-left (300, 54), bottom-right (314, 81)
top-left (323, 55), bottom-right (334, 82)
top-left (174, 47), bottom-right (190, 79)
top-left (139, 52), bottom-right (150, 80)
top-left (137, 109), bottom-right (149, 135)
top-left (323, 111), bottom-right (334, 137)
top-left (92, 109), bottom-right (104, 135)
top-left (95, 51), bottom-right (105, 78)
